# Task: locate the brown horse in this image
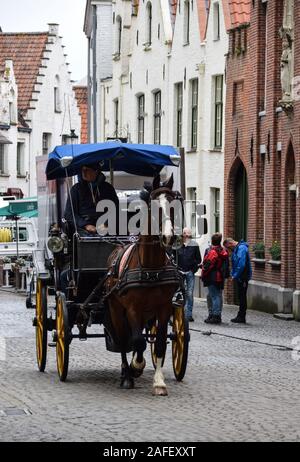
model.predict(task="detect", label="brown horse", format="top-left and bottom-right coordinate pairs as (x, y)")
top-left (105, 174), bottom-right (182, 396)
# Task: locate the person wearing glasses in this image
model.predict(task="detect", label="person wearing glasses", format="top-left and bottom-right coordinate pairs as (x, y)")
top-left (174, 228), bottom-right (202, 322)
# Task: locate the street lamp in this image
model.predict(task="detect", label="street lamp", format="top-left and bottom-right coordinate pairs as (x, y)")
top-left (61, 129), bottom-right (79, 145)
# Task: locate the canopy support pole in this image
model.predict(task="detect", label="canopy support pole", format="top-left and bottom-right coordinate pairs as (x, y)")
top-left (109, 160), bottom-right (114, 186)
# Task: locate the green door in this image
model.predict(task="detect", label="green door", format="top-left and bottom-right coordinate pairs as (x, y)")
top-left (234, 164), bottom-right (248, 242)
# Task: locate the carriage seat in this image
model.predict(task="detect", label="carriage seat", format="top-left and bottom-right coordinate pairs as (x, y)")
top-left (73, 235), bottom-right (118, 273)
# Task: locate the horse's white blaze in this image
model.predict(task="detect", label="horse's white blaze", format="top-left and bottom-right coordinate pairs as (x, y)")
top-left (153, 358), bottom-right (167, 389)
top-left (158, 194), bottom-right (173, 244)
top-left (132, 353), bottom-right (146, 371)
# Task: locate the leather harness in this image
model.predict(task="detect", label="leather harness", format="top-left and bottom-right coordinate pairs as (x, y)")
top-left (105, 242), bottom-right (183, 298)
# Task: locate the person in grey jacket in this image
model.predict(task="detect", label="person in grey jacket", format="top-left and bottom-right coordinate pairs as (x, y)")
top-left (174, 228), bottom-right (202, 322)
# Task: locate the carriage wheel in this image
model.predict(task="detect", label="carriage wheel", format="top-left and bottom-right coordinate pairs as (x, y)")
top-left (56, 293), bottom-right (70, 382)
top-left (35, 278), bottom-right (48, 372)
top-left (150, 321), bottom-right (166, 370)
top-left (172, 305), bottom-right (189, 381)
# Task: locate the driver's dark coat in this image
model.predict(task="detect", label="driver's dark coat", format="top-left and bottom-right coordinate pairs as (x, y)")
top-left (64, 174), bottom-right (119, 230)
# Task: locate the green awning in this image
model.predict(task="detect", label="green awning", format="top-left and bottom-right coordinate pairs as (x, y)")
top-left (0, 198), bottom-right (38, 218)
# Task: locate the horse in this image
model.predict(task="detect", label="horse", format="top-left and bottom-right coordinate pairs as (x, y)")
top-left (105, 173), bottom-right (183, 396)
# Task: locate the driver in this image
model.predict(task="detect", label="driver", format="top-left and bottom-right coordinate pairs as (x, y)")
top-left (64, 163), bottom-right (119, 235)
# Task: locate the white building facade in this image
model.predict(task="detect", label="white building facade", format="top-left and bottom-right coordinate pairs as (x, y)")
top-left (84, 0), bottom-right (229, 254)
top-left (0, 24), bottom-right (81, 197)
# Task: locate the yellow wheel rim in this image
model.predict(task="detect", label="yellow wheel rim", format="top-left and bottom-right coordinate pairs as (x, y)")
top-left (172, 307), bottom-right (185, 376)
top-left (36, 279), bottom-right (43, 368)
top-left (56, 297), bottom-right (65, 377)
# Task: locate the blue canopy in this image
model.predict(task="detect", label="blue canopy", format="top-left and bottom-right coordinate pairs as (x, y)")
top-left (46, 142), bottom-right (180, 180)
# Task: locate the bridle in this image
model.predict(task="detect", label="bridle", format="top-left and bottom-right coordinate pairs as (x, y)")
top-left (149, 187), bottom-right (184, 249)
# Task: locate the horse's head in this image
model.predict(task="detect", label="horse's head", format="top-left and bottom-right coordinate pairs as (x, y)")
top-left (141, 173), bottom-right (183, 248)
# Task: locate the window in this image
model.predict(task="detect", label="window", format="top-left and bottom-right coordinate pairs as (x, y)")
top-left (0, 144), bottom-right (7, 174)
top-left (116, 16), bottom-right (122, 56)
top-left (213, 188), bottom-right (220, 233)
top-left (175, 83), bottom-right (183, 147)
top-left (114, 99), bottom-right (119, 137)
top-left (17, 142), bottom-right (25, 176)
top-left (146, 2), bottom-right (152, 46)
top-left (183, 1), bottom-right (190, 45)
top-left (42, 133), bottom-right (51, 156)
top-left (213, 2), bottom-right (220, 41)
top-left (154, 91), bottom-right (161, 144)
top-left (54, 75), bottom-right (61, 112)
top-left (137, 95), bottom-right (145, 144)
top-left (187, 188), bottom-right (197, 236)
top-left (191, 79), bottom-right (198, 149)
top-left (9, 102), bottom-right (14, 123)
top-left (214, 75), bottom-right (224, 149)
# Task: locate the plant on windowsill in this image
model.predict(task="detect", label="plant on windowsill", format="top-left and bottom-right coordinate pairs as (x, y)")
top-left (269, 241), bottom-right (281, 262)
top-left (252, 242), bottom-right (265, 259)
top-left (2, 256), bottom-right (12, 270)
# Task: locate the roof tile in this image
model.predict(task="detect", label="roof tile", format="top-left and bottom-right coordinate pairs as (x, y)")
top-left (0, 32), bottom-right (49, 114)
top-left (228, 0), bottom-right (251, 29)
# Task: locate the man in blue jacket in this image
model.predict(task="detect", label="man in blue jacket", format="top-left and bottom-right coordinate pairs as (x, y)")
top-left (223, 238), bottom-right (252, 323)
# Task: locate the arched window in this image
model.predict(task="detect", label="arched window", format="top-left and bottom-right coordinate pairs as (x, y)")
top-left (146, 2), bottom-right (152, 46)
top-left (54, 75), bottom-right (61, 112)
top-left (137, 94), bottom-right (145, 144)
top-left (116, 16), bottom-right (122, 55)
top-left (183, 0), bottom-right (190, 45)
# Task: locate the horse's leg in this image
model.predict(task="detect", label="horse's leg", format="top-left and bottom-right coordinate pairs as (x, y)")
top-left (121, 350), bottom-right (134, 389)
top-left (153, 312), bottom-right (169, 396)
top-left (127, 306), bottom-right (146, 378)
top-left (109, 296), bottom-right (134, 389)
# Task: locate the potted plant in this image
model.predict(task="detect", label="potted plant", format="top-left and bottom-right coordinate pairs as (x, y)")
top-left (2, 256), bottom-right (12, 270)
top-left (269, 241), bottom-right (281, 261)
top-left (253, 242), bottom-right (265, 259)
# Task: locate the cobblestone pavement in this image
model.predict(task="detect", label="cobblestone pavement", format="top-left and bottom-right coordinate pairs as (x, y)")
top-left (0, 289), bottom-right (299, 442)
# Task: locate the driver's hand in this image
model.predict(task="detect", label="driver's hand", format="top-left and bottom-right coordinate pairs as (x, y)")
top-left (84, 225), bottom-right (97, 234)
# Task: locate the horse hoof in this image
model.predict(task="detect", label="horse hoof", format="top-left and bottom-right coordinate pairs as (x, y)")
top-left (130, 366), bottom-right (144, 379)
top-left (120, 378), bottom-right (134, 390)
top-left (152, 386), bottom-right (168, 396)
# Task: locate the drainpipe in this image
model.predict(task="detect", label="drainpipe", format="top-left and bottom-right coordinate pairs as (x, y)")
top-left (28, 130), bottom-right (31, 197)
top-left (92, 5), bottom-right (98, 142)
top-left (87, 37), bottom-right (91, 143)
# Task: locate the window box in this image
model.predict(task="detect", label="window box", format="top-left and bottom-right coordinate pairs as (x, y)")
top-left (252, 258), bottom-right (266, 265)
top-left (267, 260), bottom-right (281, 267)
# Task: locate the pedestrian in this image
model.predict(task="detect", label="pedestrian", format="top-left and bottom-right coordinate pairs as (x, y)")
top-left (201, 233), bottom-right (229, 324)
top-left (174, 228), bottom-right (202, 322)
top-left (223, 237), bottom-right (253, 324)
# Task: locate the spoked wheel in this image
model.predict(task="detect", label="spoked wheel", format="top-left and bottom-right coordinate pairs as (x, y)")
top-left (56, 293), bottom-right (70, 382)
top-left (35, 278), bottom-right (48, 372)
top-left (172, 305), bottom-right (189, 381)
top-left (150, 320), bottom-right (166, 369)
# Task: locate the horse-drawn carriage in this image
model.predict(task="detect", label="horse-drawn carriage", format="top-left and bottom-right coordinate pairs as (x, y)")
top-left (31, 141), bottom-right (190, 395)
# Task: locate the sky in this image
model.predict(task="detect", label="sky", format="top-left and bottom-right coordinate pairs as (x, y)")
top-left (0, 0), bottom-right (87, 82)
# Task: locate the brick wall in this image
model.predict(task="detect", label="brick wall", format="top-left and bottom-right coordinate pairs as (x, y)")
top-left (224, 0), bottom-right (300, 304)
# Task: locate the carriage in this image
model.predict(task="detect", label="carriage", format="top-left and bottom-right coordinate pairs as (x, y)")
top-left (30, 141), bottom-right (190, 394)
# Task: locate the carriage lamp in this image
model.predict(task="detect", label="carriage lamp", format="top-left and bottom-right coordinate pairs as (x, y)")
top-left (47, 236), bottom-right (64, 254)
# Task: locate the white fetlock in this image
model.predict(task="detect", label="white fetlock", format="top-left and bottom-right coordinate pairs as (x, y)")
top-left (131, 353), bottom-right (146, 371)
top-left (153, 357), bottom-right (168, 396)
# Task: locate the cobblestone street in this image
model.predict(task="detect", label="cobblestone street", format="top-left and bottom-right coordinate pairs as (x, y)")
top-left (0, 290), bottom-right (299, 442)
